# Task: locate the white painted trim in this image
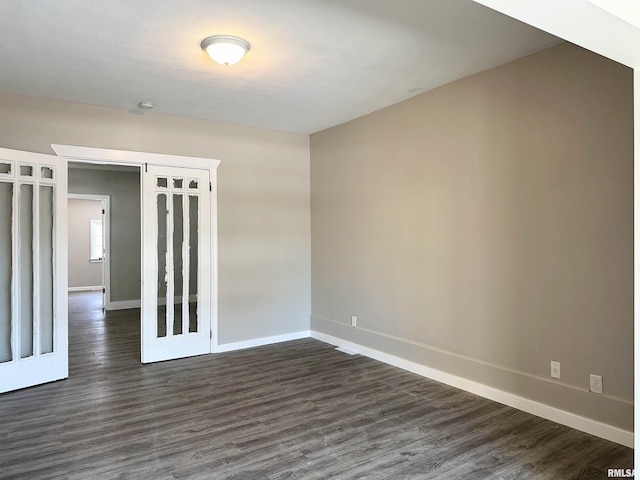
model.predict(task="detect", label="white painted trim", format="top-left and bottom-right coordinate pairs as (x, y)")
top-left (335, 346), bottom-right (358, 355)
top-left (209, 167), bottom-right (220, 354)
top-left (67, 193), bottom-right (110, 200)
top-left (585, 0), bottom-right (640, 29)
top-left (313, 316), bottom-right (632, 404)
top-left (471, 0), bottom-right (640, 68)
top-left (310, 331), bottom-right (633, 448)
top-left (215, 331), bottom-right (311, 353)
top-left (52, 144), bottom-right (221, 170)
top-left (68, 286), bottom-right (102, 292)
top-left (106, 299), bottom-right (140, 311)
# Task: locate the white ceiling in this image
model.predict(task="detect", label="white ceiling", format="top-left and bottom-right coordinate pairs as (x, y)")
top-left (0, 0), bottom-right (560, 134)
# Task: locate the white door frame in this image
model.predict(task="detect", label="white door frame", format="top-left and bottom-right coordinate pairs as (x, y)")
top-left (67, 194), bottom-right (110, 307)
top-left (52, 144), bottom-right (221, 353)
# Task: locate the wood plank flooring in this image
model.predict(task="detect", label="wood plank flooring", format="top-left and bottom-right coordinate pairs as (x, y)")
top-left (0, 292), bottom-right (633, 479)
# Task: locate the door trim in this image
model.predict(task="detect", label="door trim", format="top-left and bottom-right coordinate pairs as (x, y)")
top-left (51, 145), bottom-right (221, 353)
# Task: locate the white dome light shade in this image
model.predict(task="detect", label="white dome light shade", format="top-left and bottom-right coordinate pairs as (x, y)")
top-left (201, 35), bottom-right (250, 66)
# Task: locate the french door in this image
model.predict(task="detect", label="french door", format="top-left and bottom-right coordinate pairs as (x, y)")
top-left (0, 148), bottom-right (68, 393)
top-left (141, 165), bottom-right (211, 363)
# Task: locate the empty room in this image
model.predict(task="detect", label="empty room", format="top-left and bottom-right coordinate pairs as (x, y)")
top-left (0, 1), bottom-right (637, 479)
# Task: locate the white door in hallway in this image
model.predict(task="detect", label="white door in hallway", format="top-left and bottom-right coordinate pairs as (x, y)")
top-left (0, 148), bottom-right (68, 393)
top-left (141, 165), bottom-right (211, 363)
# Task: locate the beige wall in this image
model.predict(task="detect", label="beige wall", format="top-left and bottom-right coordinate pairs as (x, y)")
top-left (68, 198), bottom-right (103, 289)
top-left (0, 95), bottom-right (311, 345)
top-left (310, 43), bottom-right (634, 430)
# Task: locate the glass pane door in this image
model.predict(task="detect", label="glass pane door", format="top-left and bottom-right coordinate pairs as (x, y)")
top-left (0, 148), bottom-right (68, 394)
top-left (141, 165), bottom-right (211, 363)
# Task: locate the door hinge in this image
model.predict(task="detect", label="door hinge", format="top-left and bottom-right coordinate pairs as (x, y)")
top-left (145, 163), bottom-right (148, 173)
top-left (209, 182), bottom-right (212, 192)
top-left (210, 331), bottom-right (213, 339)
top-left (103, 288), bottom-right (106, 294)
top-left (102, 209), bottom-right (105, 214)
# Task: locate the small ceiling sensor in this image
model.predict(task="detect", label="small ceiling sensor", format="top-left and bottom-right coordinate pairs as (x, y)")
top-left (137, 100), bottom-right (155, 110)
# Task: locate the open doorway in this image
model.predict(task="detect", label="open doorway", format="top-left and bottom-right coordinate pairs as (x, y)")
top-left (68, 194), bottom-right (109, 310)
top-left (68, 162), bottom-right (142, 311)
top-left (58, 145), bottom-right (220, 366)
top-left (67, 162), bottom-right (142, 364)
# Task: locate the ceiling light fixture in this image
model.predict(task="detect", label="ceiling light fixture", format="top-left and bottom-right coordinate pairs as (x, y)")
top-left (201, 35), bottom-right (250, 66)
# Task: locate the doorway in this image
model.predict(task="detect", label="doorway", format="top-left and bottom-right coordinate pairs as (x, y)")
top-left (0, 144), bottom-right (220, 394)
top-left (67, 164), bottom-right (141, 367)
top-left (68, 194), bottom-right (109, 310)
top-left (57, 144), bottom-right (221, 364)
top-left (68, 163), bottom-right (141, 312)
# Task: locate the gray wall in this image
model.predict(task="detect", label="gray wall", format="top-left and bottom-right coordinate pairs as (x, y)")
top-left (69, 168), bottom-right (141, 302)
top-left (0, 95), bottom-right (311, 344)
top-left (310, 43), bottom-right (633, 430)
top-left (68, 198), bottom-right (103, 289)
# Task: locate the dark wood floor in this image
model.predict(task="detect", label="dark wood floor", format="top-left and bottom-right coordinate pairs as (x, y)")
top-left (0, 292), bottom-right (633, 479)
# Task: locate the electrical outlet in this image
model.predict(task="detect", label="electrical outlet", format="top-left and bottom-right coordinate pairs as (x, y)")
top-left (589, 374), bottom-right (603, 394)
top-left (550, 361), bottom-right (561, 379)
top-left (351, 315), bottom-right (357, 327)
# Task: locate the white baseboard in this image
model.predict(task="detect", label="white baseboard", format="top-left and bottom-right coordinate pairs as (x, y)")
top-left (106, 299), bottom-right (141, 310)
top-left (215, 330), bottom-right (311, 353)
top-left (310, 330), bottom-right (634, 448)
top-left (68, 286), bottom-right (102, 292)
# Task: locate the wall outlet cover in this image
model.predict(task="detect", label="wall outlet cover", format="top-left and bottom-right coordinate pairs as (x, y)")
top-left (550, 361), bottom-right (561, 379)
top-left (589, 374), bottom-right (603, 394)
top-left (351, 315), bottom-right (357, 327)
